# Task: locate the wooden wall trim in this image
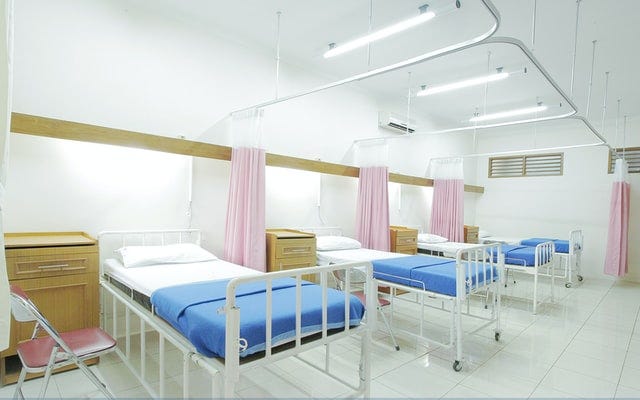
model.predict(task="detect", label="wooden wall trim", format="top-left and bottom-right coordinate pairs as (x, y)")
top-left (10, 113), bottom-right (484, 193)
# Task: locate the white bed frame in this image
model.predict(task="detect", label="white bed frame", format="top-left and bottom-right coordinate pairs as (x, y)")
top-left (302, 227), bottom-right (503, 372)
top-left (379, 244), bottom-right (503, 372)
top-left (563, 230), bottom-right (584, 288)
top-left (502, 241), bottom-right (556, 315)
top-left (481, 229), bottom-right (583, 289)
top-left (98, 229), bottom-right (376, 398)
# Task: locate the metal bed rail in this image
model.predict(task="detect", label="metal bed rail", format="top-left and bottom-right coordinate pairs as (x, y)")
top-left (381, 243), bottom-right (504, 372)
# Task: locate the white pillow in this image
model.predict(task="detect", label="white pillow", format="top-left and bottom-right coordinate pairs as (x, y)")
top-left (316, 236), bottom-right (362, 251)
top-left (114, 243), bottom-right (217, 268)
top-left (417, 233), bottom-right (448, 244)
top-left (478, 230), bottom-right (491, 238)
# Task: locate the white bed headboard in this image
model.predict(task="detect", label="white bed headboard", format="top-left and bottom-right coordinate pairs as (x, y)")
top-left (98, 229), bottom-right (202, 270)
top-left (298, 226), bottom-right (343, 236)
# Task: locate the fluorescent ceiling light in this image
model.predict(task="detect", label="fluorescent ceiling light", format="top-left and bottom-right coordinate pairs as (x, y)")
top-left (470, 105), bottom-right (548, 122)
top-left (324, 7), bottom-right (436, 59)
top-left (417, 72), bottom-right (509, 96)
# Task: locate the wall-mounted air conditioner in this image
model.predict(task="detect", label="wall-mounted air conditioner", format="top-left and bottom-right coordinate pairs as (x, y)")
top-left (378, 111), bottom-right (416, 134)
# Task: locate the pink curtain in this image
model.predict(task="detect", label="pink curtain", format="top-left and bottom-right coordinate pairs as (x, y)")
top-left (430, 179), bottom-right (464, 242)
top-left (356, 166), bottom-right (390, 251)
top-left (223, 147), bottom-right (266, 272)
top-left (604, 160), bottom-right (630, 276)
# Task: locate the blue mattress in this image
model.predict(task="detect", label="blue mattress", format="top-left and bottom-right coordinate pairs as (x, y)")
top-left (520, 238), bottom-right (569, 253)
top-left (372, 255), bottom-right (497, 297)
top-left (150, 278), bottom-right (365, 358)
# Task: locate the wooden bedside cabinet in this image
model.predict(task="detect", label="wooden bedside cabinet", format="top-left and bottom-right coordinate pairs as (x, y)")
top-left (0, 232), bottom-right (99, 385)
top-left (389, 226), bottom-right (418, 255)
top-left (464, 225), bottom-right (479, 244)
top-left (266, 229), bottom-right (317, 281)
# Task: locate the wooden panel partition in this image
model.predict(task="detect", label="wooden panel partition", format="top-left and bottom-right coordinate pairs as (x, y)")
top-left (10, 113), bottom-right (484, 193)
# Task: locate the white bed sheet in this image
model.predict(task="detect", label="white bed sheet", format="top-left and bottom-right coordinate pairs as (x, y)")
top-left (104, 258), bottom-right (260, 297)
top-left (417, 241), bottom-right (479, 257)
top-left (316, 248), bottom-right (409, 265)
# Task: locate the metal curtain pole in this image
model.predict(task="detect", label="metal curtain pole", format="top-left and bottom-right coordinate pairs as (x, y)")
top-left (570, 0), bottom-right (582, 98)
top-left (531, 0), bottom-right (537, 50)
top-left (367, 0), bottom-right (373, 69)
top-left (615, 98), bottom-right (621, 149)
top-left (275, 11), bottom-right (282, 99)
top-left (406, 72), bottom-right (412, 134)
top-left (601, 71), bottom-right (610, 134)
top-left (585, 40), bottom-right (597, 119)
top-left (483, 51), bottom-right (491, 116)
top-left (623, 115), bottom-right (627, 159)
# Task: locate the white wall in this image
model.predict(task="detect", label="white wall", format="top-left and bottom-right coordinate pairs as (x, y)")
top-left (4, 134), bottom-right (191, 239)
top-left (474, 117), bottom-right (639, 281)
top-left (8, 0), bottom-right (476, 256)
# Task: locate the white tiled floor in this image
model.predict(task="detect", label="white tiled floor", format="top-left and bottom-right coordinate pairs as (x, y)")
top-left (1, 277), bottom-right (639, 399)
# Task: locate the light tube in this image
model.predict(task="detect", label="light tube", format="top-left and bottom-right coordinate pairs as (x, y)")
top-left (469, 105), bottom-right (548, 122)
top-left (324, 10), bottom-right (436, 58)
top-left (417, 72), bottom-right (509, 96)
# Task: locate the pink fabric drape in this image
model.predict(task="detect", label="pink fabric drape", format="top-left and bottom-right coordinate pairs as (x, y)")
top-left (223, 147), bottom-right (266, 272)
top-left (430, 179), bottom-right (464, 242)
top-left (604, 180), bottom-right (630, 276)
top-left (356, 166), bottom-right (390, 251)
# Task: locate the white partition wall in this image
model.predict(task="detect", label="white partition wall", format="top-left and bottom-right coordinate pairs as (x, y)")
top-left (0, 0), bottom-right (12, 352)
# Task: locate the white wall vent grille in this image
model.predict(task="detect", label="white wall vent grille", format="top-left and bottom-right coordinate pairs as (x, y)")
top-left (609, 147), bottom-right (640, 174)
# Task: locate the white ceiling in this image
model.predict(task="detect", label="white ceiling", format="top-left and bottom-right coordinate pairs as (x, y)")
top-left (130, 0), bottom-right (640, 134)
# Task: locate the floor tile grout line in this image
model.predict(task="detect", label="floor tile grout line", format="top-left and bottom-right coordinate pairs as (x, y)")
top-left (613, 296), bottom-right (640, 398)
top-left (526, 280), bottom-right (617, 399)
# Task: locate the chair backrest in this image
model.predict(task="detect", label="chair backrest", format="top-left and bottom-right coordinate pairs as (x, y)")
top-left (331, 265), bottom-right (368, 290)
top-left (9, 285), bottom-right (72, 354)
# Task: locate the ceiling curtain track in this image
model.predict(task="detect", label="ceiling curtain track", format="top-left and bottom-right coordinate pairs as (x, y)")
top-left (224, 0), bottom-right (612, 156)
top-left (353, 35), bottom-right (614, 157)
top-left (228, 0), bottom-right (501, 115)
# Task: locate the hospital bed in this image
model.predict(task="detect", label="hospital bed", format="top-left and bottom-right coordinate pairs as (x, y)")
top-left (497, 242), bottom-right (556, 314)
top-left (98, 229), bottom-right (375, 398)
top-left (308, 228), bottom-right (503, 372)
top-left (417, 235), bottom-right (557, 313)
top-left (480, 229), bottom-right (583, 288)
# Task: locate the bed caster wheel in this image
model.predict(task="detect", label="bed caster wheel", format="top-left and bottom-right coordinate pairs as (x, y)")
top-left (577, 275), bottom-right (584, 281)
top-left (452, 360), bottom-right (462, 372)
top-left (565, 282), bottom-right (572, 288)
top-left (484, 304), bottom-right (488, 309)
top-left (494, 332), bottom-right (500, 341)
top-left (395, 345), bottom-right (400, 351)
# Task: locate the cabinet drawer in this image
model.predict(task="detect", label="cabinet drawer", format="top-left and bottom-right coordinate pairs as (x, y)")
top-left (271, 256), bottom-right (316, 271)
top-left (274, 238), bottom-right (316, 259)
top-left (395, 236), bottom-right (417, 246)
top-left (395, 245), bottom-right (417, 255)
top-left (6, 252), bottom-right (98, 280)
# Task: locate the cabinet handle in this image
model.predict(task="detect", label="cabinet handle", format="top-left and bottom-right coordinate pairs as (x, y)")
top-left (287, 248), bottom-right (308, 253)
top-left (38, 264), bottom-right (69, 270)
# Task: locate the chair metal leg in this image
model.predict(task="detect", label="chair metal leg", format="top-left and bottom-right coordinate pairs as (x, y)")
top-left (378, 307), bottom-right (399, 351)
top-left (76, 361), bottom-right (115, 399)
top-left (38, 347), bottom-right (59, 399)
top-left (13, 367), bottom-right (27, 400)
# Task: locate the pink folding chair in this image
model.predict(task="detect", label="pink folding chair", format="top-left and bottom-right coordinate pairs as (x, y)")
top-left (332, 268), bottom-right (400, 351)
top-left (9, 285), bottom-right (118, 399)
